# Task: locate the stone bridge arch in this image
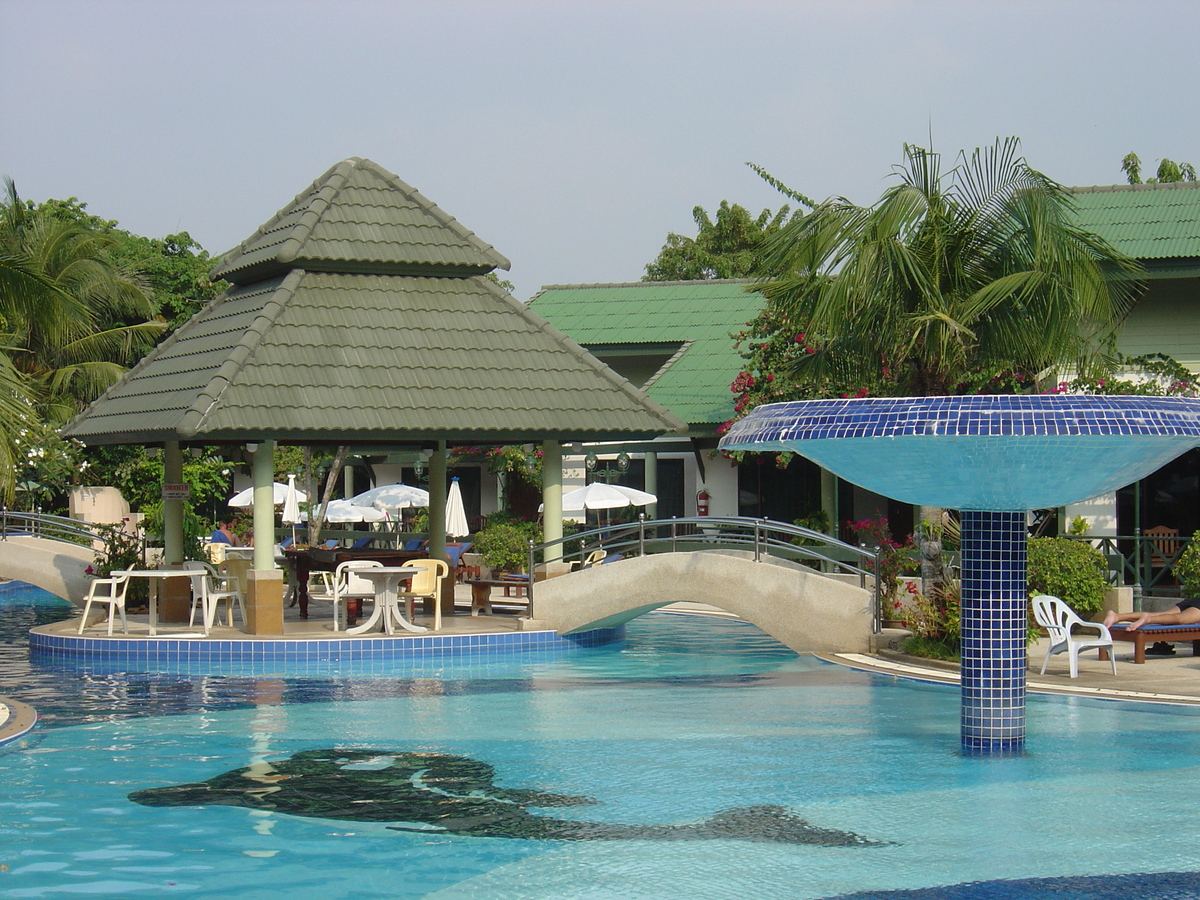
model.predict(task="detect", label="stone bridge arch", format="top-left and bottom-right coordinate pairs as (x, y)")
top-left (531, 551), bottom-right (873, 655)
top-left (0, 536), bottom-right (94, 605)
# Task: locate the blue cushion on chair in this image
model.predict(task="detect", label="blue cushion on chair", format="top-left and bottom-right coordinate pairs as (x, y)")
top-left (403, 539), bottom-right (426, 551)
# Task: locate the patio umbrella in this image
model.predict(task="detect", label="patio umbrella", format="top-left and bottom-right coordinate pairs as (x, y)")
top-left (320, 499), bottom-right (387, 523)
top-left (281, 474), bottom-right (303, 542)
top-left (228, 482), bottom-right (308, 508)
top-left (559, 483), bottom-right (657, 511)
top-left (350, 483), bottom-right (430, 511)
top-left (446, 477), bottom-right (470, 539)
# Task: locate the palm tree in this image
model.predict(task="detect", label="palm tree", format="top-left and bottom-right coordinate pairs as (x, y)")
top-left (0, 179), bottom-right (163, 422)
top-left (0, 180), bottom-right (164, 502)
top-left (753, 138), bottom-right (1144, 396)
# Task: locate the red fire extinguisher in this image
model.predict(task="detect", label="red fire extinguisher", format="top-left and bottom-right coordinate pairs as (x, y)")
top-left (696, 489), bottom-right (711, 516)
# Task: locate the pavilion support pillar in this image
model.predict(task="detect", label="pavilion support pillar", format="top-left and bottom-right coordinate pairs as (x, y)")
top-left (157, 441), bottom-right (192, 622)
top-left (643, 450), bottom-right (658, 521)
top-left (246, 440), bottom-right (282, 634)
top-left (542, 440), bottom-right (563, 564)
top-left (163, 441), bottom-right (184, 565)
top-left (427, 442), bottom-right (453, 617)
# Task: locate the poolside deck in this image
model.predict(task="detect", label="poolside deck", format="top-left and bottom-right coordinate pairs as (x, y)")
top-left (827, 634), bottom-right (1200, 707)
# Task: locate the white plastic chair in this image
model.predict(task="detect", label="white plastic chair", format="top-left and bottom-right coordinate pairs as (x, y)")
top-left (183, 561), bottom-right (246, 634)
top-left (331, 560), bottom-right (383, 631)
top-left (1032, 594), bottom-right (1117, 678)
top-left (77, 571), bottom-right (131, 635)
top-left (397, 558), bottom-right (449, 631)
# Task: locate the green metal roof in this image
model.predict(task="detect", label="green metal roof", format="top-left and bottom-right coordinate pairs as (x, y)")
top-left (64, 161), bottom-right (683, 446)
top-left (528, 280), bottom-right (762, 432)
top-left (212, 157), bottom-right (511, 285)
top-left (1069, 182), bottom-right (1200, 262)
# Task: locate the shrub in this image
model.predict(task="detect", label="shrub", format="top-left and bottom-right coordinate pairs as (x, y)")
top-left (474, 523), bottom-right (533, 573)
top-left (1173, 531), bottom-right (1200, 596)
top-left (1026, 537), bottom-right (1108, 618)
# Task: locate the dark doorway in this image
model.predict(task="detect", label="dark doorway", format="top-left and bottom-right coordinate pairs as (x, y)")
top-left (738, 455), bottom-right (823, 522)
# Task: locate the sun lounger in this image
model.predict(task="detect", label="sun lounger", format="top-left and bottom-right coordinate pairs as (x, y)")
top-left (1102, 623), bottom-right (1200, 664)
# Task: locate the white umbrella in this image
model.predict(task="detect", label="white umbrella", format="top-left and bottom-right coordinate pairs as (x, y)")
top-left (320, 499), bottom-right (388, 523)
top-left (446, 477), bottom-right (470, 538)
top-left (560, 482), bottom-right (657, 511)
top-left (228, 482), bottom-right (308, 508)
top-left (281, 474), bottom-right (303, 542)
top-left (350, 483), bottom-right (430, 511)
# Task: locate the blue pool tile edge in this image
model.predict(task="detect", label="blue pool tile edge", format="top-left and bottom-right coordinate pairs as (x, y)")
top-left (27, 625), bottom-right (625, 670)
top-left (0, 695), bottom-right (38, 747)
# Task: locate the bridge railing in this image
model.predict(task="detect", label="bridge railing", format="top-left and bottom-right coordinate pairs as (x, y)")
top-left (526, 515), bottom-right (882, 626)
top-left (0, 508), bottom-right (116, 557)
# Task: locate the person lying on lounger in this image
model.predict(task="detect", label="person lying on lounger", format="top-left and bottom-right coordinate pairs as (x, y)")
top-left (1104, 599), bottom-right (1200, 631)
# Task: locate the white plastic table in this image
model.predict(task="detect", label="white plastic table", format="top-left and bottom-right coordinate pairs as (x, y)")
top-left (346, 567), bottom-right (427, 635)
top-left (117, 568), bottom-right (207, 637)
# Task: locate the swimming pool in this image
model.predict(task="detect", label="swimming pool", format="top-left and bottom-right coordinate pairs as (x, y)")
top-left (2, 581), bottom-right (1199, 899)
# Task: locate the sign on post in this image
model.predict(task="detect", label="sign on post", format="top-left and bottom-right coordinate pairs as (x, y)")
top-left (161, 483), bottom-right (191, 501)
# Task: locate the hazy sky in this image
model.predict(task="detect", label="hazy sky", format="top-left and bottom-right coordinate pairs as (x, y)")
top-left (3, 0), bottom-right (1198, 300)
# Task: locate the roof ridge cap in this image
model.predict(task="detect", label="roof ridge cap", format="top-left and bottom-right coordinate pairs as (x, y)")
top-left (181, 271), bottom-right (304, 437)
top-left (478, 277), bottom-right (686, 433)
top-left (355, 158), bottom-right (511, 272)
top-left (1069, 181), bottom-right (1200, 194)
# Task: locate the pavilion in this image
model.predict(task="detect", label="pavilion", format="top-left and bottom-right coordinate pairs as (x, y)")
top-left (63, 157), bottom-right (684, 630)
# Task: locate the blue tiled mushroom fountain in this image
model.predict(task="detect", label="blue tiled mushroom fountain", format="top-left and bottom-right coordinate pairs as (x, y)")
top-left (719, 395), bottom-right (1200, 753)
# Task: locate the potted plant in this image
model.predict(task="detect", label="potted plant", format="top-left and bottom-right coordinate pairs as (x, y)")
top-left (473, 523), bottom-right (531, 577)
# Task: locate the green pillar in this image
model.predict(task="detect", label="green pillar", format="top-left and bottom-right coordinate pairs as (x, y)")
top-left (428, 442), bottom-right (447, 563)
top-left (251, 440), bottom-right (276, 572)
top-left (644, 450), bottom-right (658, 520)
top-left (542, 440), bottom-right (563, 563)
top-left (821, 468), bottom-right (838, 538)
top-left (163, 441), bottom-right (184, 565)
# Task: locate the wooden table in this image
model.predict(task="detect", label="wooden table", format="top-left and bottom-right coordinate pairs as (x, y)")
top-left (284, 548), bottom-right (428, 620)
top-left (466, 578), bottom-right (531, 616)
top-left (347, 567), bottom-right (426, 635)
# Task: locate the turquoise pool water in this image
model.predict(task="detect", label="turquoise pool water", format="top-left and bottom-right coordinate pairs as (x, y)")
top-left (2, 582), bottom-right (1199, 899)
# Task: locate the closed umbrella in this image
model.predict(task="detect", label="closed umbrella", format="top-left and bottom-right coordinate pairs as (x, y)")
top-left (446, 477), bottom-right (470, 539)
top-left (350, 483), bottom-right (430, 511)
top-left (228, 482), bottom-right (308, 508)
top-left (281, 474), bottom-right (303, 542)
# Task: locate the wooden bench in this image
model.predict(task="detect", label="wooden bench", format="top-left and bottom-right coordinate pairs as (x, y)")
top-left (466, 578), bottom-right (531, 616)
top-left (1101, 624), bottom-right (1200, 664)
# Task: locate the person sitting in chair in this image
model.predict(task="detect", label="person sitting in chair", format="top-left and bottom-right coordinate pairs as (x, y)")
top-left (210, 521), bottom-right (243, 546)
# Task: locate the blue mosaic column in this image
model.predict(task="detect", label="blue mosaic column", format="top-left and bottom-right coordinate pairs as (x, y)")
top-left (959, 510), bottom-right (1027, 754)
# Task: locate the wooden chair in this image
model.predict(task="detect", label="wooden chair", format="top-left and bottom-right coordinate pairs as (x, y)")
top-left (1144, 525), bottom-right (1181, 586)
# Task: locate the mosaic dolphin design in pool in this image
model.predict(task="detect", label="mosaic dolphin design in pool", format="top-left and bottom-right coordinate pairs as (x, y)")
top-left (129, 748), bottom-right (885, 846)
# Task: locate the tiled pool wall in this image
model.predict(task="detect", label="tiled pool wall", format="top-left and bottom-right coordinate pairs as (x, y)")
top-left (29, 625), bottom-right (625, 672)
top-left (960, 510), bottom-right (1027, 753)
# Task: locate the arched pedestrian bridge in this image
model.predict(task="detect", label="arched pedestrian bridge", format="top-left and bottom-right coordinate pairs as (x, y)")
top-left (0, 512), bottom-right (105, 605)
top-left (528, 517), bottom-right (879, 655)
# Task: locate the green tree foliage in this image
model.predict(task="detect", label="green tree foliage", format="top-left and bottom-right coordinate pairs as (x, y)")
top-left (644, 200), bottom-right (804, 281)
top-left (734, 138), bottom-right (1142, 415)
top-left (1121, 152), bottom-right (1197, 185)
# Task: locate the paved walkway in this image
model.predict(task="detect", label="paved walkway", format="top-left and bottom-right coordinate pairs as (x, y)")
top-left (824, 635), bottom-right (1200, 706)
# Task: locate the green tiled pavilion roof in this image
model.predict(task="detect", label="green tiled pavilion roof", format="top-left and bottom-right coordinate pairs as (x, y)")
top-left (528, 281), bottom-right (762, 432)
top-left (63, 161), bottom-right (683, 446)
top-left (212, 157), bottom-right (510, 285)
top-left (1070, 182), bottom-right (1200, 268)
